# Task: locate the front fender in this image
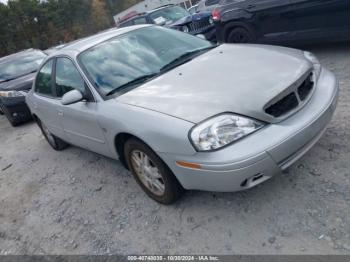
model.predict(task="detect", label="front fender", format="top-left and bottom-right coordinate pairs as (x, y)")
top-left (98, 100), bottom-right (197, 159)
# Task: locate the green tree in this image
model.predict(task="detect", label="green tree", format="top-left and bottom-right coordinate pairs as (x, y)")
top-left (0, 0), bottom-right (143, 57)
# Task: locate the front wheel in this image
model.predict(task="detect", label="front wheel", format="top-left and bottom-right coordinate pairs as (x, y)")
top-left (124, 138), bottom-right (184, 204)
top-left (37, 118), bottom-right (68, 151)
top-left (227, 27), bottom-right (255, 43)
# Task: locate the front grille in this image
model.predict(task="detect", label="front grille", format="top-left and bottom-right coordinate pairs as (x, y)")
top-left (298, 73), bottom-right (314, 101)
top-left (265, 93), bottom-right (299, 117)
top-left (265, 73), bottom-right (314, 118)
top-left (188, 18), bottom-right (211, 33)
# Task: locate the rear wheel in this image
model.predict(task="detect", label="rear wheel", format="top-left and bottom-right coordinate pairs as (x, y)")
top-left (227, 27), bottom-right (255, 43)
top-left (37, 118), bottom-right (68, 150)
top-left (124, 138), bottom-right (184, 204)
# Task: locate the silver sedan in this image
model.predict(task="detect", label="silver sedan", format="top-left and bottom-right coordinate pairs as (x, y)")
top-left (26, 25), bottom-right (338, 204)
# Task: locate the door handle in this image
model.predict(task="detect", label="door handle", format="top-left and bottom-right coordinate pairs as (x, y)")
top-left (57, 110), bottom-right (63, 116)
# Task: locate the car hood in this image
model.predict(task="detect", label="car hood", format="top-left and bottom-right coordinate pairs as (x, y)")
top-left (0, 72), bottom-right (35, 91)
top-left (116, 44), bottom-right (312, 124)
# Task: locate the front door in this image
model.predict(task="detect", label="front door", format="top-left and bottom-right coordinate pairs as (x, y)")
top-left (248, 0), bottom-right (293, 43)
top-left (54, 57), bottom-right (110, 156)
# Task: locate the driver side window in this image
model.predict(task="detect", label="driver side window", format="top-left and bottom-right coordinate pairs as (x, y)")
top-left (55, 58), bottom-right (86, 98)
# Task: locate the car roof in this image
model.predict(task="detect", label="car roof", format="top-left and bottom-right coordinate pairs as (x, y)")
top-left (51, 25), bottom-right (151, 57)
top-left (0, 49), bottom-right (44, 64)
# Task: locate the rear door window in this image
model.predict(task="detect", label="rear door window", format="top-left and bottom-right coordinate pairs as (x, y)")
top-left (35, 59), bottom-right (54, 96)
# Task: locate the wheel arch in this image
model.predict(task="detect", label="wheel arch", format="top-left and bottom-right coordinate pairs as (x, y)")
top-left (114, 132), bottom-right (158, 170)
top-left (113, 132), bottom-right (180, 175)
top-left (223, 21), bottom-right (256, 42)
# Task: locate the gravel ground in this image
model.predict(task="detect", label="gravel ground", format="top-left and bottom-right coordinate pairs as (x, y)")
top-left (0, 43), bottom-right (349, 255)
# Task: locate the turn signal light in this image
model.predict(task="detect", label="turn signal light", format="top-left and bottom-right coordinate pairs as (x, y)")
top-left (176, 161), bottom-right (202, 170)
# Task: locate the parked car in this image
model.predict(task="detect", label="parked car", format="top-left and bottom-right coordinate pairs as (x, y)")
top-left (0, 49), bottom-right (47, 126)
top-left (213, 0), bottom-right (350, 44)
top-left (118, 4), bottom-right (216, 41)
top-left (26, 25), bottom-right (338, 204)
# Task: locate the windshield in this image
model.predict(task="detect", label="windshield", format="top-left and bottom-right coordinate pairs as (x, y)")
top-left (0, 50), bottom-right (46, 82)
top-left (79, 26), bottom-right (213, 96)
top-left (149, 6), bottom-right (190, 25)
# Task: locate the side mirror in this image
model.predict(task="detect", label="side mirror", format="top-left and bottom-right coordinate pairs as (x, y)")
top-left (61, 89), bottom-right (83, 105)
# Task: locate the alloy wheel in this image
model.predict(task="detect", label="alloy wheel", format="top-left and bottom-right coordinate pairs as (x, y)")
top-left (130, 150), bottom-right (165, 196)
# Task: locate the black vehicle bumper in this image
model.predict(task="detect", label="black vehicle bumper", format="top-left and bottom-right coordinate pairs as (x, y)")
top-left (214, 23), bottom-right (225, 43)
top-left (0, 96), bottom-right (32, 124)
top-left (191, 26), bottom-right (217, 42)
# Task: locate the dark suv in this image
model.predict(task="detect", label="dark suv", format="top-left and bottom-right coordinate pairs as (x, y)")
top-left (0, 49), bottom-right (46, 126)
top-left (118, 5), bottom-right (216, 41)
top-left (213, 0), bottom-right (350, 44)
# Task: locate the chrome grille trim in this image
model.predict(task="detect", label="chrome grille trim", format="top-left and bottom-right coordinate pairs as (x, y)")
top-left (188, 18), bottom-right (212, 33)
top-left (264, 70), bottom-right (315, 119)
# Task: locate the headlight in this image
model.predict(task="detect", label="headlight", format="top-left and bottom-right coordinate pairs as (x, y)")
top-left (0, 90), bottom-right (25, 97)
top-left (189, 113), bottom-right (265, 151)
top-left (181, 25), bottom-right (189, 33)
top-left (304, 51), bottom-right (321, 81)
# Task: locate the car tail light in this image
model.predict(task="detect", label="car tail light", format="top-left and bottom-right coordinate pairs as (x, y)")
top-left (212, 9), bottom-right (221, 21)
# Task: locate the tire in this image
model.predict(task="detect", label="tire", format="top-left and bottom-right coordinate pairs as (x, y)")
top-left (227, 27), bottom-right (255, 43)
top-left (124, 138), bottom-right (184, 204)
top-left (37, 118), bottom-right (69, 151)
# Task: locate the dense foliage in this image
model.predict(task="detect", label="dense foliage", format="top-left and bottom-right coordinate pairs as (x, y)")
top-left (0, 0), bottom-right (141, 56)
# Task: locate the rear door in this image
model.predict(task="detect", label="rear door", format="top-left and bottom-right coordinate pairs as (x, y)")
top-left (289, 0), bottom-right (350, 41)
top-left (246, 0), bottom-right (294, 43)
top-left (54, 57), bottom-right (110, 156)
top-left (33, 59), bottom-right (66, 139)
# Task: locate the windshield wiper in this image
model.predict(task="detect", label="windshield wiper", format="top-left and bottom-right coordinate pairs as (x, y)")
top-left (106, 73), bottom-right (159, 96)
top-left (160, 45), bottom-right (218, 73)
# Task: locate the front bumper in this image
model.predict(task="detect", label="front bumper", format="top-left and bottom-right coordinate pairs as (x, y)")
top-left (159, 68), bottom-right (338, 192)
top-left (0, 95), bottom-right (32, 124)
